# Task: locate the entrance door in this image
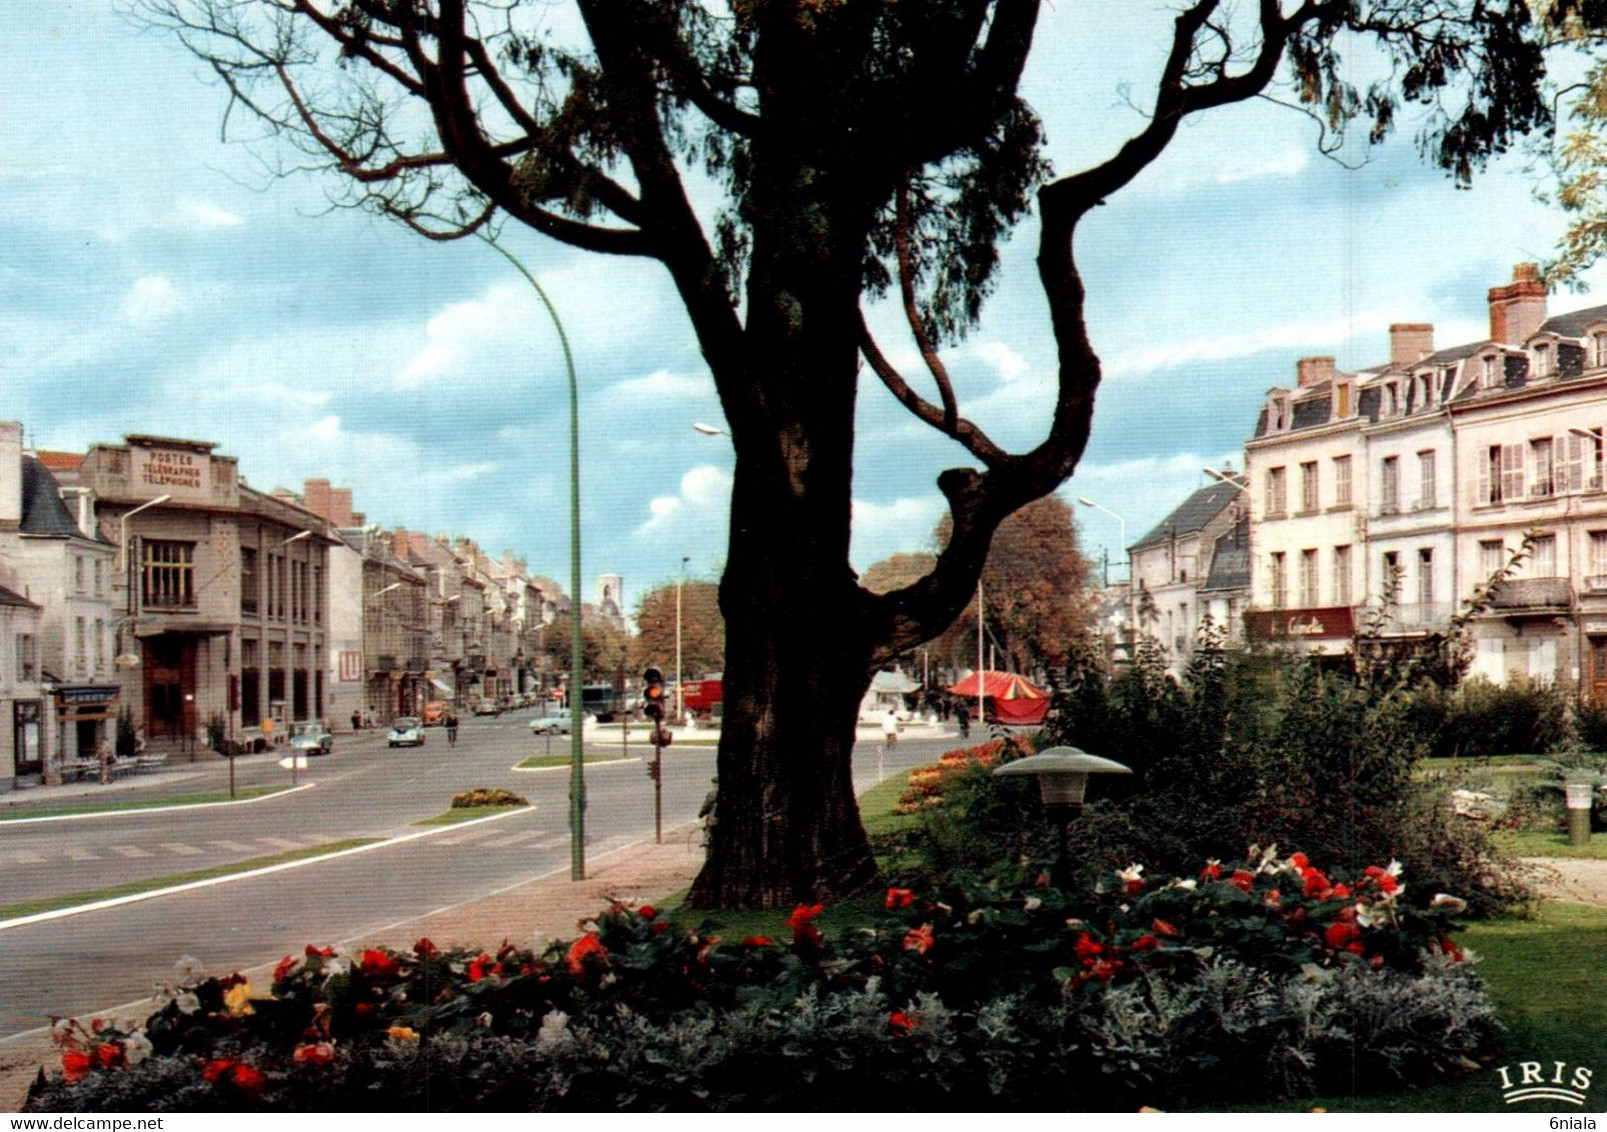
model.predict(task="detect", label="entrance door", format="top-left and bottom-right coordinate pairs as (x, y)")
top-left (1591, 637), bottom-right (1607, 702)
top-left (144, 636), bottom-right (197, 739)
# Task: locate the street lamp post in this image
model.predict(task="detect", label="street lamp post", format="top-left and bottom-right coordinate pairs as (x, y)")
top-left (118, 494), bottom-right (173, 580)
top-left (676, 556), bottom-right (689, 724)
top-left (482, 234), bottom-right (587, 881)
top-left (1075, 497), bottom-right (1127, 585)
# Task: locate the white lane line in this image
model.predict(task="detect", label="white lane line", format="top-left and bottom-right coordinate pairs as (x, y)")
top-left (12, 851), bottom-right (45, 864)
top-left (159, 843), bottom-right (203, 856)
top-left (108, 846), bottom-right (153, 858)
top-left (208, 840), bottom-right (258, 853)
top-left (0, 806), bottom-right (535, 933)
top-left (532, 836), bottom-right (570, 850)
top-left (256, 837), bottom-right (304, 850)
top-left (63, 848), bottom-right (99, 861)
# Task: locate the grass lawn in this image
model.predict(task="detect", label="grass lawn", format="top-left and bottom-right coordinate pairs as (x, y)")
top-left (0, 839), bottom-right (378, 921)
top-left (516, 754), bottom-right (633, 770)
top-left (412, 804), bottom-right (531, 826)
top-left (1417, 754), bottom-right (1547, 773)
top-left (1496, 829), bottom-right (1607, 859)
top-left (0, 785), bottom-right (291, 822)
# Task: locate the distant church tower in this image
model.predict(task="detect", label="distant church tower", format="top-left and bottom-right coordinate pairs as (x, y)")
top-left (595, 574), bottom-right (624, 626)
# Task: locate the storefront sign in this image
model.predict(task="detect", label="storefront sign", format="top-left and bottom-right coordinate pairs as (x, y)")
top-left (1244, 607), bottom-right (1356, 642)
top-left (53, 685), bottom-right (120, 721)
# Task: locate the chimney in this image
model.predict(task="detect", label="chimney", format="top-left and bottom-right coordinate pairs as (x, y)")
top-left (1489, 262), bottom-right (1548, 345)
top-left (1296, 356), bottom-right (1335, 388)
top-left (303, 479), bottom-right (332, 520)
top-left (1390, 323), bottom-right (1434, 366)
top-left (328, 488), bottom-right (355, 528)
top-left (0, 421), bottom-right (22, 528)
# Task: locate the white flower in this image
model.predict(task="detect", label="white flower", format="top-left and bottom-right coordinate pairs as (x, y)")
top-left (1023, 896), bottom-right (1042, 912)
top-left (1430, 893), bottom-right (1467, 914)
top-left (173, 954), bottom-right (204, 981)
top-left (124, 1031), bottom-right (153, 1066)
top-left (477, 1011), bottom-right (494, 1028)
top-left (535, 1010), bottom-right (572, 1050)
top-left (1168, 878), bottom-right (1199, 892)
top-left (175, 992), bottom-right (201, 1015)
top-left (1116, 863), bottom-right (1145, 885)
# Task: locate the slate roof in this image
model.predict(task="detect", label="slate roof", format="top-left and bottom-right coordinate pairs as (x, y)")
top-left (19, 456), bottom-right (97, 540)
top-left (0, 582), bottom-right (39, 609)
top-left (1539, 300), bottom-right (1607, 340)
top-left (1130, 479), bottom-right (1244, 551)
top-left (1201, 519), bottom-right (1252, 593)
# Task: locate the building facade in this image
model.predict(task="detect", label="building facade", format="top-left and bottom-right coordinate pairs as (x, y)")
top-left (1128, 475), bottom-right (1250, 670)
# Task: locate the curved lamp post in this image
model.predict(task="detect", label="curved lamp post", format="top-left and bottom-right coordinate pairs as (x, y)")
top-left (481, 234), bottom-right (587, 881)
top-left (993, 746), bottom-right (1131, 887)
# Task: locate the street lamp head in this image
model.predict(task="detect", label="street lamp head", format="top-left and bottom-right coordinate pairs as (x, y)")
top-left (369, 582), bottom-right (403, 600)
top-left (278, 529), bottom-right (312, 547)
top-left (1569, 426), bottom-right (1602, 440)
top-left (992, 746), bottom-right (1132, 806)
top-left (1076, 496), bottom-right (1096, 507)
top-left (692, 422), bottom-right (728, 436)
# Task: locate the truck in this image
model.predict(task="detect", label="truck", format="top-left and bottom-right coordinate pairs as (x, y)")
top-left (579, 683), bottom-right (626, 723)
top-left (681, 673), bottom-right (724, 720)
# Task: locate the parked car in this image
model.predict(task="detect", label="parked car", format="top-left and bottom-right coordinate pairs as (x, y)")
top-left (528, 707), bottom-right (573, 735)
top-left (288, 720), bottom-right (333, 756)
top-left (422, 700), bottom-right (448, 726)
top-left (387, 717), bottom-right (426, 748)
top-left (472, 698), bottom-right (502, 717)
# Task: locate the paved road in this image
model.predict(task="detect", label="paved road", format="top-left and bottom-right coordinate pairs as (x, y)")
top-left (0, 715), bottom-right (962, 1038)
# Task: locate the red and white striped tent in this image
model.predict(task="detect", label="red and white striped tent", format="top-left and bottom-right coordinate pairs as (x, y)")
top-left (945, 670), bottom-right (1050, 726)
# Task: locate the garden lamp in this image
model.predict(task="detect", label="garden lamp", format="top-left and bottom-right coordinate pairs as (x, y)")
top-left (993, 746), bottom-right (1131, 886)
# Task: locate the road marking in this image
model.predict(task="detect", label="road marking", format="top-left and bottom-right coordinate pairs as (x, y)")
top-left (257, 836), bottom-right (304, 850)
top-left (159, 843), bottom-right (203, 856)
top-left (108, 845), bottom-right (153, 858)
top-left (533, 836), bottom-right (570, 850)
top-left (11, 851), bottom-right (45, 864)
top-left (432, 827), bottom-right (507, 846)
top-left (0, 781), bottom-right (315, 826)
top-left (63, 848), bottom-right (99, 861)
top-left (208, 840), bottom-right (258, 853)
top-left (481, 831), bottom-right (541, 848)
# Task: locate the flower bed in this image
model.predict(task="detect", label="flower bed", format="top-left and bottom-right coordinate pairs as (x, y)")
top-left (26, 851), bottom-right (1495, 1113)
top-left (893, 738), bottom-right (1030, 814)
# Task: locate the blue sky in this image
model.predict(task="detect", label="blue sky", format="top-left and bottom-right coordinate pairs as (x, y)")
top-left (6, 3), bottom-right (1606, 608)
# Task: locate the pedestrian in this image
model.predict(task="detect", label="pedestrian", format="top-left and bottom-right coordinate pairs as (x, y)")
top-left (351, 708), bottom-right (362, 732)
top-left (97, 739), bottom-right (114, 785)
top-left (446, 712), bottom-right (459, 747)
top-left (882, 706), bottom-right (900, 749)
top-left (698, 776), bottom-right (719, 848)
top-left (955, 701), bottom-right (971, 739)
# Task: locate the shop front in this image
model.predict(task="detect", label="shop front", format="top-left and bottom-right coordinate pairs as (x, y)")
top-left (52, 683), bottom-right (120, 781)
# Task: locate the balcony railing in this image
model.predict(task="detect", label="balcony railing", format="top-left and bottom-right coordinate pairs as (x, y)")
top-left (1361, 601), bottom-right (1454, 635)
top-left (1487, 578), bottom-right (1574, 613)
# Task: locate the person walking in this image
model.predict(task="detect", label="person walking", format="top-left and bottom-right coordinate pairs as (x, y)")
top-left (445, 711), bottom-right (459, 747)
top-left (697, 777), bottom-right (719, 849)
top-left (955, 701), bottom-right (971, 739)
top-left (351, 708), bottom-right (362, 732)
top-left (882, 705), bottom-right (900, 750)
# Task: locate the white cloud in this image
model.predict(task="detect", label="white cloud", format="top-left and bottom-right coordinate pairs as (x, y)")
top-left (425, 461), bottom-right (499, 486)
top-left (610, 369), bottom-right (714, 398)
top-left (1213, 149), bottom-right (1310, 185)
top-left (120, 275), bottom-right (180, 323)
top-left (849, 494), bottom-right (947, 569)
top-left (1102, 310), bottom-right (1398, 380)
top-left (969, 340), bottom-right (1031, 382)
top-left (637, 464), bottom-right (733, 533)
top-left (175, 200), bottom-right (244, 229)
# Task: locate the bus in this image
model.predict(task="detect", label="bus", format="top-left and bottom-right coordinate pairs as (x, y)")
top-left (579, 684), bottom-right (625, 723)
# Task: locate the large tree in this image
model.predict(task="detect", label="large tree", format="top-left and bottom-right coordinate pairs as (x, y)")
top-left (631, 579), bottom-right (725, 676)
top-left (145, 0), bottom-right (1573, 906)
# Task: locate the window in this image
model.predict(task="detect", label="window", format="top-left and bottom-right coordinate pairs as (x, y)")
top-left (1333, 545), bottom-right (1352, 606)
top-left (1417, 450), bottom-right (1436, 509)
top-left (142, 540), bottom-right (195, 608)
top-left (15, 634), bottom-right (36, 682)
top-left (1531, 437), bottom-right (1555, 497)
top-left (1532, 534), bottom-right (1558, 577)
top-left (312, 566), bottom-right (323, 625)
top-left (240, 547), bottom-right (258, 616)
top-left (94, 618), bottom-right (105, 673)
top-left (1480, 539), bottom-right (1505, 579)
top-left (1592, 531), bottom-right (1607, 583)
top-left (1534, 342), bottom-right (1553, 377)
top-left (1417, 548), bottom-right (1434, 606)
top-left (1266, 466), bottom-right (1287, 516)
top-left (1480, 444), bottom-right (1525, 504)
top-left (1594, 331), bottom-right (1607, 368)
top-left (74, 616), bottom-right (86, 675)
top-left (74, 555), bottom-right (85, 593)
top-left (1381, 456), bottom-right (1400, 513)
top-left (1333, 456), bottom-right (1352, 506)
top-left (1300, 549), bottom-right (1319, 607)
top-left (93, 558), bottom-right (103, 595)
top-left (1270, 552), bottom-right (1287, 609)
top-left (1335, 382), bottom-right (1351, 417)
top-left (1382, 551), bottom-right (1402, 604)
top-left (1300, 462), bottom-right (1318, 512)
top-left (1481, 354), bottom-right (1499, 388)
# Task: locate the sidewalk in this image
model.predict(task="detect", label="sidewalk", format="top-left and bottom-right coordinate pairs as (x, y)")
top-left (0, 828), bottom-right (707, 1111)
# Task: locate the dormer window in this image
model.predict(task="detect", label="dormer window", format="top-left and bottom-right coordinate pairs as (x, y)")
top-left (1415, 371), bottom-right (1435, 409)
top-left (1594, 331), bottom-right (1607, 369)
top-left (1533, 342), bottom-right (1553, 378)
top-left (1334, 380), bottom-right (1351, 418)
top-left (1480, 354), bottom-right (1500, 389)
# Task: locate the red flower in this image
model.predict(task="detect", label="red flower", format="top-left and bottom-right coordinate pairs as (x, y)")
top-left (292, 1042), bottom-right (336, 1067)
top-left (1125, 879), bottom-right (1144, 895)
top-left (231, 1064), bottom-right (267, 1098)
top-left (1200, 862), bottom-right (1222, 880)
top-left (1289, 852), bottom-right (1310, 870)
top-left (1088, 958), bottom-right (1123, 981)
top-left (1075, 932), bottom-right (1104, 960)
top-left (1301, 869), bottom-right (1332, 900)
top-left (1438, 935), bottom-right (1465, 962)
top-left (203, 1058), bottom-right (236, 1082)
top-left (1324, 921), bottom-right (1364, 954)
top-left (95, 1043), bottom-right (124, 1069)
top-left (273, 954), bottom-right (299, 982)
top-left (787, 903), bottom-right (825, 949)
top-left (1130, 934), bottom-right (1160, 952)
top-left (1330, 883), bottom-right (1351, 899)
top-left (467, 953), bottom-right (502, 983)
top-left (565, 932), bottom-right (609, 976)
top-left (304, 944), bottom-right (336, 959)
top-left (359, 949), bottom-right (400, 979)
top-left (885, 887), bottom-right (915, 909)
top-left (61, 1049), bottom-right (91, 1083)
top-left (414, 937), bottom-right (438, 959)
top-left (888, 1012), bottom-right (919, 1034)
top-left (638, 904), bottom-right (657, 920)
top-left (1265, 888), bottom-right (1282, 907)
top-left (1151, 918), bottom-right (1179, 938)
top-left (902, 924), bottom-right (935, 955)
top-left (650, 921), bottom-right (673, 935)
top-left (742, 935), bottom-right (774, 947)
top-left (1229, 870), bottom-right (1255, 893)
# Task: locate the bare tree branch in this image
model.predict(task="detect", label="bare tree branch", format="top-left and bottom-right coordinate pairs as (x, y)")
top-left (857, 312), bottom-right (1006, 469)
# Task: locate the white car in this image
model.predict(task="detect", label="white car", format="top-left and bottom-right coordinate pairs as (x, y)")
top-left (387, 717), bottom-right (426, 748)
top-left (528, 707), bottom-right (573, 735)
top-left (288, 720), bottom-right (333, 756)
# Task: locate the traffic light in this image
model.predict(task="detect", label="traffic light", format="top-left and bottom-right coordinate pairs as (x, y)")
top-left (642, 666), bottom-right (666, 722)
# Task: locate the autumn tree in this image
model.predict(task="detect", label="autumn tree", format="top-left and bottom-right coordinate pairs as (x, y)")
top-left (542, 613), bottom-right (630, 686)
top-left (144, 0), bottom-right (1574, 906)
top-left (631, 580), bottom-right (725, 677)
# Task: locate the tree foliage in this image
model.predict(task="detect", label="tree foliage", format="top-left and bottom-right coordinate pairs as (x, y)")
top-left (541, 612), bottom-right (630, 684)
top-left (630, 579), bottom-right (725, 676)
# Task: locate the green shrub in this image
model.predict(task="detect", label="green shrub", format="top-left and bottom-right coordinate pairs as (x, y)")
top-left (26, 854), bottom-right (1494, 1113)
top-left (449, 788), bottom-right (529, 809)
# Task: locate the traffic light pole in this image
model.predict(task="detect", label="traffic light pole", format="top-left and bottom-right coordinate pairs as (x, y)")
top-left (653, 725), bottom-right (664, 844)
